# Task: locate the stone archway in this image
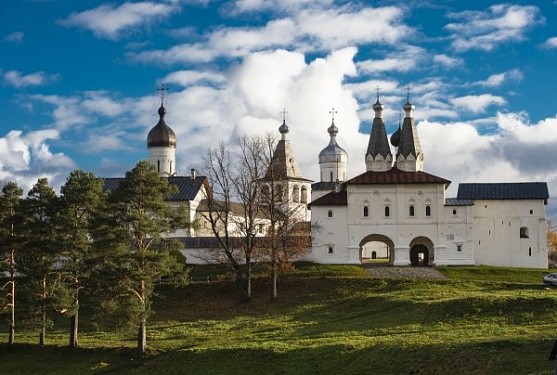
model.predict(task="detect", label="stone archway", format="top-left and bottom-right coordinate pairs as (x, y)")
top-left (409, 236), bottom-right (434, 267)
top-left (359, 234), bottom-right (395, 265)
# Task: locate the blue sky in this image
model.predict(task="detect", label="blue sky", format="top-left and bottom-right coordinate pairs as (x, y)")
top-left (1, 0), bottom-right (557, 216)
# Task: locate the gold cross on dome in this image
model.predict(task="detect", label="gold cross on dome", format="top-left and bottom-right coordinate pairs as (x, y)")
top-left (281, 108), bottom-right (288, 122)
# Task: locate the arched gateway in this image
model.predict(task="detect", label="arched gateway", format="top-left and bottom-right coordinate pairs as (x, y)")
top-left (359, 234), bottom-right (395, 265)
top-left (409, 237), bottom-right (434, 267)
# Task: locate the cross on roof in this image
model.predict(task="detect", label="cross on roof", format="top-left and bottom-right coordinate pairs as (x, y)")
top-left (157, 84), bottom-right (167, 106)
top-left (375, 85), bottom-right (381, 100)
top-left (329, 107), bottom-right (337, 123)
top-left (281, 108), bottom-right (288, 122)
top-left (405, 85), bottom-right (411, 101)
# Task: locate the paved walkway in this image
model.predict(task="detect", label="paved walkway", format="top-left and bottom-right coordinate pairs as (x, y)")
top-left (363, 265), bottom-right (447, 280)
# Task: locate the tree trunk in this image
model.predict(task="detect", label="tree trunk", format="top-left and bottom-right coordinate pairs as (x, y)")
top-left (138, 318), bottom-right (147, 354)
top-left (8, 250), bottom-right (15, 346)
top-left (39, 278), bottom-right (46, 346)
top-left (69, 311), bottom-right (79, 348)
top-left (271, 268), bottom-right (277, 300)
top-left (245, 254), bottom-right (252, 301)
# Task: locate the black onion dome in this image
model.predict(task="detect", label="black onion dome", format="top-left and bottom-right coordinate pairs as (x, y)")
top-left (147, 105), bottom-right (176, 148)
top-left (390, 126), bottom-right (401, 147)
top-left (279, 120), bottom-right (289, 135)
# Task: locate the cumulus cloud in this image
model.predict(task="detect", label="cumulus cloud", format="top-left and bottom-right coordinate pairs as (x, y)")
top-left (3, 70), bottom-right (57, 88)
top-left (542, 37), bottom-right (557, 49)
top-left (3, 31), bottom-right (24, 44)
top-left (450, 94), bottom-right (506, 113)
top-left (59, 1), bottom-right (178, 40)
top-left (0, 129), bottom-right (76, 194)
top-left (228, 0), bottom-right (332, 14)
top-left (162, 70), bottom-right (226, 87)
top-left (356, 45), bottom-right (426, 74)
top-left (445, 4), bottom-right (542, 52)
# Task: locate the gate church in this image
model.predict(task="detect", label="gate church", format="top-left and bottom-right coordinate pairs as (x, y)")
top-left (307, 97), bottom-right (549, 268)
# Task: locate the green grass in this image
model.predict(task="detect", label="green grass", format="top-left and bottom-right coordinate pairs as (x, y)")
top-left (2, 264), bottom-right (557, 374)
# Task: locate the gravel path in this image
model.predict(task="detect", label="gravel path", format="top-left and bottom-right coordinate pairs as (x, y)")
top-left (364, 266), bottom-right (447, 280)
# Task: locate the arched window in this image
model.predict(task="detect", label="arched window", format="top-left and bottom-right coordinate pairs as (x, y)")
top-left (409, 205), bottom-right (415, 217)
top-left (301, 186), bottom-right (308, 204)
top-left (452, 209), bottom-right (457, 215)
top-left (170, 161), bottom-right (173, 174)
top-left (328, 210), bottom-right (333, 218)
top-left (520, 227), bottom-right (529, 239)
top-left (425, 205), bottom-right (431, 217)
top-left (276, 185), bottom-right (283, 202)
top-left (330, 171), bottom-right (333, 182)
top-left (363, 206), bottom-right (369, 217)
top-left (157, 160), bottom-right (160, 172)
top-left (385, 206), bottom-right (390, 217)
top-left (292, 185), bottom-right (300, 202)
top-left (529, 247), bottom-right (532, 257)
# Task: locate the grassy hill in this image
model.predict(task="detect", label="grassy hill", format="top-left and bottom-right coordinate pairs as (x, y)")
top-left (1, 264), bottom-right (557, 374)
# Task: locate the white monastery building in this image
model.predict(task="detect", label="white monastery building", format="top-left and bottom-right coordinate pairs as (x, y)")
top-left (307, 96), bottom-right (549, 268)
top-left (107, 91), bottom-right (549, 269)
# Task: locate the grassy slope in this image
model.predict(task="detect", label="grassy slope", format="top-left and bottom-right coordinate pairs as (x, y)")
top-left (1, 264), bottom-right (557, 374)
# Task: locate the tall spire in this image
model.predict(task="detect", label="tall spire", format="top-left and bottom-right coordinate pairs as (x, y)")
top-left (266, 109), bottom-right (302, 180)
top-left (394, 90), bottom-right (423, 172)
top-left (365, 93), bottom-right (392, 172)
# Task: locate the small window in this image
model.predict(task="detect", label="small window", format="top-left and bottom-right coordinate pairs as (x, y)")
top-left (520, 227), bottom-right (529, 239)
top-left (328, 246), bottom-right (334, 254)
top-left (330, 171), bottom-right (333, 182)
top-left (530, 210), bottom-right (533, 215)
top-left (157, 160), bottom-right (160, 172)
top-left (452, 209), bottom-right (457, 215)
top-left (457, 245), bottom-right (462, 252)
top-left (385, 206), bottom-right (390, 217)
top-left (529, 247), bottom-right (532, 257)
top-left (328, 210), bottom-right (333, 218)
top-left (363, 206), bottom-right (369, 217)
top-left (170, 161), bottom-right (172, 173)
top-left (409, 205), bottom-right (415, 217)
top-left (425, 205), bottom-right (431, 217)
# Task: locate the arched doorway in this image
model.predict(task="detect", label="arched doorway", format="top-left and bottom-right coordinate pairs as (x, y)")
top-left (409, 237), bottom-right (434, 267)
top-left (410, 244), bottom-right (429, 266)
top-left (359, 234), bottom-right (395, 265)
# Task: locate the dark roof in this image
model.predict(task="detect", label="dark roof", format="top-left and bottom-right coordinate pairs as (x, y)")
top-left (346, 168), bottom-right (450, 186)
top-left (308, 190), bottom-right (347, 207)
top-left (445, 198), bottom-right (474, 206)
top-left (103, 175), bottom-right (207, 201)
top-left (457, 182), bottom-right (549, 201)
top-left (397, 116), bottom-right (422, 158)
top-left (366, 117), bottom-right (392, 158)
top-left (311, 181), bottom-right (339, 191)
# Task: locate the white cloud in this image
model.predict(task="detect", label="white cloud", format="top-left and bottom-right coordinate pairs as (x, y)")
top-left (229, 0), bottom-right (331, 14)
top-left (59, 1), bottom-right (178, 40)
top-left (357, 46), bottom-right (426, 74)
top-left (131, 5), bottom-right (411, 64)
top-left (3, 70), bottom-right (57, 88)
top-left (162, 70), bottom-right (226, 87)
top-left (0, 129), bottom-right (76, 194)
top-left (433, 54), bottom-right (463, 68)
top-left (81, 92), bottom-right (125, 117)
top-left (542, 37), bottom-right (557, 49)
top-left (445, 4), bottom-right (542, 52)
top-left (450, 94), bottom-right (506, 113)
top-left (475, 69), bottom-right (523, 87)
top-left (3, 31), bottom-right (24, 44)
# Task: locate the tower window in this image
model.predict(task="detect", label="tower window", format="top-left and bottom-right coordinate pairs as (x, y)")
top-left (520, 227), bottom-right (529, 239)
top-left (170, 161), bottom-right (172, 174)
top-left (385, 206), bottom-right (390, 217)
top-left (363, 206), bottom-right (369, 217)
top-left (409, 205), bottom-right (415, 217)
top-left (328, 210), bottom-right (333, 218)
top-left (529, 247), bottom-right (532, 257)
top-left (453, 209), bottom-right (457, 215)
top-left (330, 171), bottom-right (333, 182)
top-left (157, 160), bottom-right (160, 172)
top-left (530, 209), bottom-right (533, 215)
top-left (328, 246), bottom-right (334, 254)
top-left (457, 245), bottom-right (462, 252)
top-left (301, 186), bottom-right (308, 204)
top-left (425, 205), bottom-right (431, 217)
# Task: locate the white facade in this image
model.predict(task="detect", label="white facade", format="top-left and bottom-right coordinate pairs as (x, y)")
top-left (308, 100), bottom-right (549, 269)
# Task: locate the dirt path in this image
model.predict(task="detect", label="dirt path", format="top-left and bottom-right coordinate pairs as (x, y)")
top-left (364, 265), bottom-right (447, 280)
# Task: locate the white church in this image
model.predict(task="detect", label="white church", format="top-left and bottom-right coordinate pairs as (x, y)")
top-left (109, 93), bottom-right (549, 269)
top-left (307, 97), bottom-right (549, 268)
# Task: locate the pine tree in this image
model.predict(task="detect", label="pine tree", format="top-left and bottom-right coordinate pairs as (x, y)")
top-left (102, 161), bottom-right (189, 354)
top-left (0, 182), bottom-right (23, 345)
top-left (18, 178), bottom-right (64, 346)
top-left (58, 170), bottom-right (106, 348)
